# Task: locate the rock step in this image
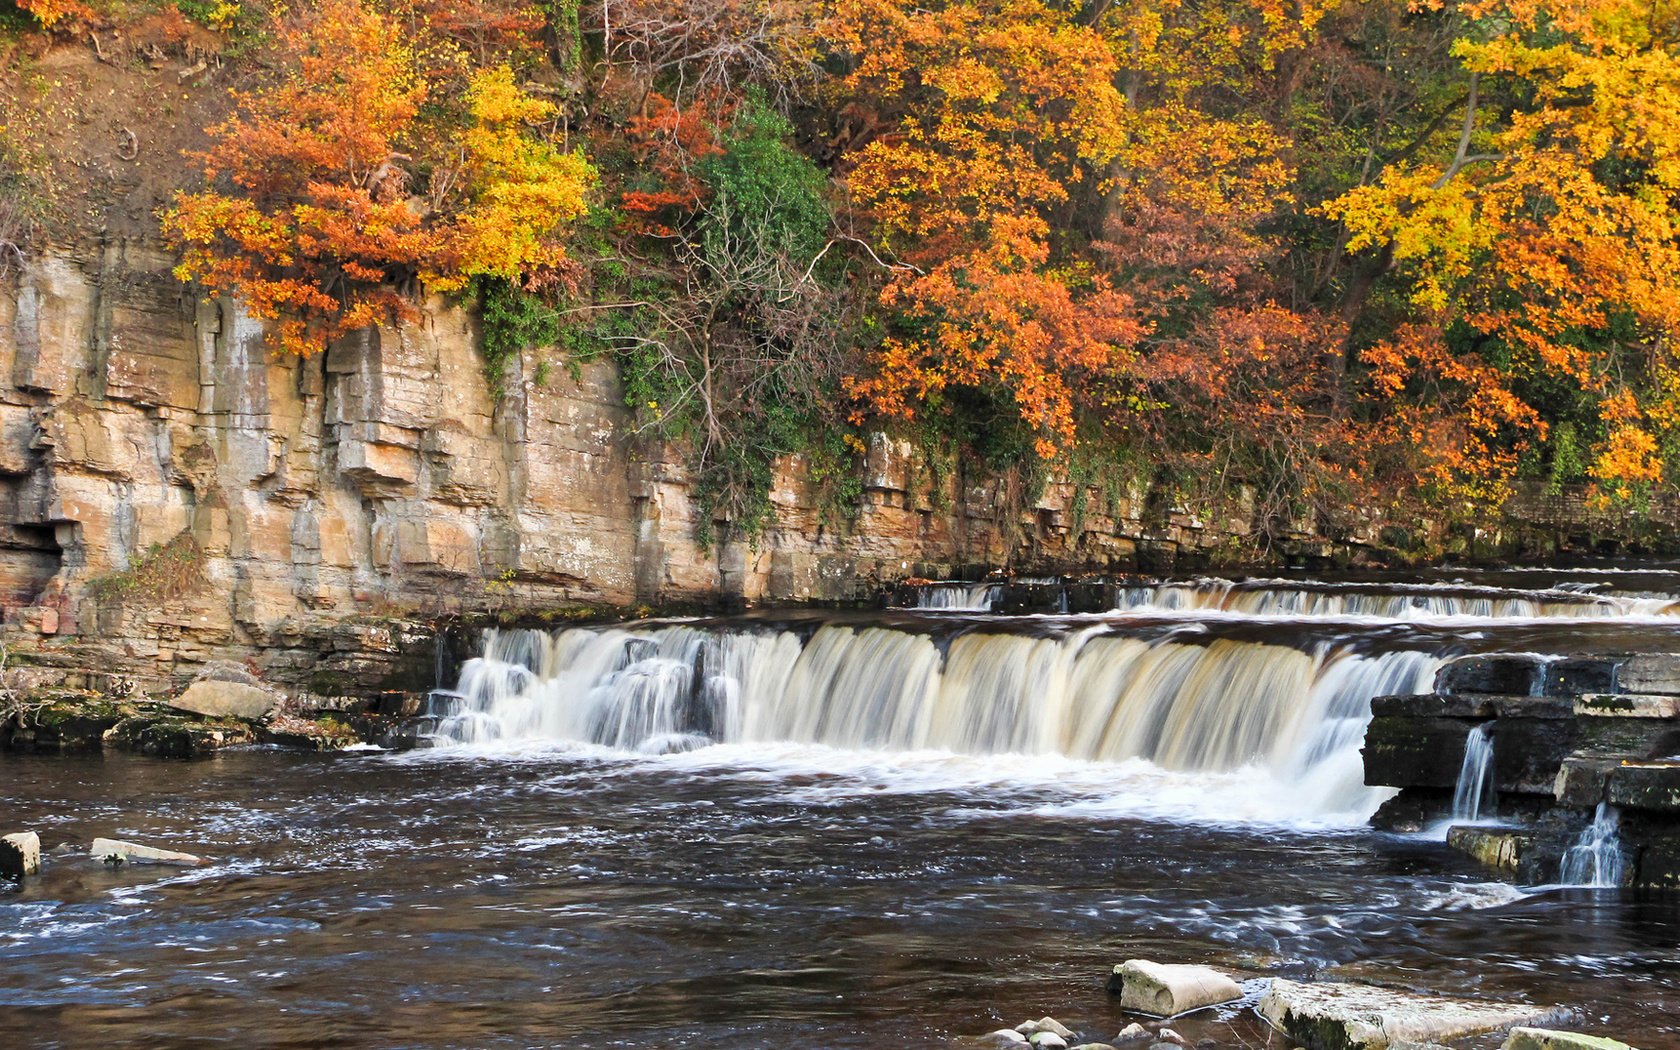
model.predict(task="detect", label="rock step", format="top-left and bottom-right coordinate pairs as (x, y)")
top-left (1259, 977), bottom-right (1556, 1050)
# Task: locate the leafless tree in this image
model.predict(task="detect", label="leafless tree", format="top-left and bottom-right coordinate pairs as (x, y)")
top-left (586, 0), bottom-right (820, 109)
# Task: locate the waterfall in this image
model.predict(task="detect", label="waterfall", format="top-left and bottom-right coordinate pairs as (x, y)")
top-left (1451, 723), bottom-right (1497, 821)
top-left (1111, 578), bottom-right (1675, 619)
top-left (1560, 803), bottom-right (1625, 888)
top-left (912, 583), bottom-right (1002, 611)
top-left (430, 622), bottom-right (1436, 816)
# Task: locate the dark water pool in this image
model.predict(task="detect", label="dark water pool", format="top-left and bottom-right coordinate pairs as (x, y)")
top-left (4, 746), bottom-right (1678, 1049)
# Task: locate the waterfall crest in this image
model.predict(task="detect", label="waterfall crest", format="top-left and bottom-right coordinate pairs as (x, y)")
top-left (431, 621), bottom-right (1436, 816)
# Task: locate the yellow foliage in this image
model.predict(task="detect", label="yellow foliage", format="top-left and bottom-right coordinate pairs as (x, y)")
top-left (428, 66), bottom-right (596, 293)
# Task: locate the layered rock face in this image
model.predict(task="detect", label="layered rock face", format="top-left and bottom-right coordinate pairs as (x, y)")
top-left (1365, 653), bottom-right (1680, 888)
top-left (0, 245), bottom-right (1275, 688)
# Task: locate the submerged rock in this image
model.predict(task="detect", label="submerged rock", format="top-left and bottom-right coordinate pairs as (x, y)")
top-left (1, 831), bottom-right (41, 879)
top-left (1502, 1029), bottom-right (1636, 1050)
top-left (1110, 960), bottom-right (1242, 1017)
top-left (1259, 978), bottom-right (1553, 1050)
top-left (1112, 1024), bottom-right (1151, 1044)
top-left (90, 837), bottom-right (206, 867)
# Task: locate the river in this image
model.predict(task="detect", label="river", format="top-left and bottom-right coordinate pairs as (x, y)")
top-left (6, 572), bottom-right (1680, 1047)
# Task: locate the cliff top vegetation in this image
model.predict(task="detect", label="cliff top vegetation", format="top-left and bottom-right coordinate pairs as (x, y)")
top-left (4, 0), bottom-right (1679, 549)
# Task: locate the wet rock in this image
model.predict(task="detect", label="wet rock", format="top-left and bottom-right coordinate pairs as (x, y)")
top-left (1437, 655), bottom-right (1546, 697)
top-left (90, 837), bottom-right (206, 867)
top-left (1616, 653), bottom-right (1680, 696)
top-left (170, 679), bottom-right (277, 721)
top-left (1259, 978), bottom-right (1553, 1050)
top-left (953, 1032), bottom-right (1028, 1049)
top-left (1112, 1024), bottom-right (1151, 1044)
top-left (1501, 1028), bottom-right (1635, 1050)
top-left (1, 831), bottom-right (41, 880)
top-left (1029, 1034), bottom-right (1068, 1050)
top-left (2, 692), bottom-right (135, 752)
top-left (1109, 960), bottom-right (1242, 1017)
top-left (1447, 825), bottom-right (1532, 872)
top-left (1606, 762), bottom-right (1680, 813)
top-left (1154, 1030), bottom-right (1186, 1046)
top-left (1070, 1044), bottom-right (1118, 1050)
top-left (1017, 1018), bottom-right (1076, 1040)
top-left (103, 711), bottom-right (257, 757)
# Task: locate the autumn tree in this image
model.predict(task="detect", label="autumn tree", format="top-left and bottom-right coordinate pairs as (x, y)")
top-left (163, 0), bottom-right (594, 356)
top-left (826, 0), bottom-right (1143, 459)
top-left (1322, 0), bottom-right (1680, 506)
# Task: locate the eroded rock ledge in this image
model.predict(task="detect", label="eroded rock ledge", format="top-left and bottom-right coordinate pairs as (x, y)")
top-left (1365, 653), bottom-right (1680, 888)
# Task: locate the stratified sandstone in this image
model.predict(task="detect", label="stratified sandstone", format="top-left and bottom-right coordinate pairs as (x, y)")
top-left (1, 245), bottom-right (1277, 690)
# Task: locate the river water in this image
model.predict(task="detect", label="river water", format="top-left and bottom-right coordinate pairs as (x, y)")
top-left (6, 574), bottom-right (1680, 1048)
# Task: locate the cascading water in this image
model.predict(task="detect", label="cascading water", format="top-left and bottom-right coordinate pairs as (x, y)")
top-left (425, 577), bottom-right (1678, 825)
top-left (911, 582), bottom-right (1002, 611)
top-left (1112, 578), bottom-right (1676, 618)
top-left (1560, 803), bottom-right (1625, 888)
top-left (1451, 722), bottom-right (1497, 821)
top-left (430, 617), bottom-right (1437, 820)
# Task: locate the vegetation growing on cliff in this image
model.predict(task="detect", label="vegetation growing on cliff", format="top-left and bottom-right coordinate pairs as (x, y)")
top-left (7, 0), bottom-right (1680, 545)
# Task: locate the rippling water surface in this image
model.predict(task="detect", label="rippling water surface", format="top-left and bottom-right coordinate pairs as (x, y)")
top-left (10, 571), bottom-right (1680, 1047)
top-left (5, 745), bottom-right (1680, 1048)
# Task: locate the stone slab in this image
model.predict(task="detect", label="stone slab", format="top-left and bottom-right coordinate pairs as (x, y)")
top-left (1502, 1028), bottom-right (1636, 1050)
top-left (1259, 978), bottom-right (1553, 1050)
top-left (1606, 763), bottom-right (1680, 813)
top-left (169, 680), bottom-right (277, 721)
top-left (90, 837), bottom-right (206, 867)
top-left (1447, 825), bottom-right (1531, 872)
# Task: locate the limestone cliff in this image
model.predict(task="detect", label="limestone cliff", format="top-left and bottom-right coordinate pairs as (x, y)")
top-left (0, 241), bottom-right (1287, 689)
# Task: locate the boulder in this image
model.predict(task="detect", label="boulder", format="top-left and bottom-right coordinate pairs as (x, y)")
top-left (1018, 1019), bottom-right (1076, 1040)
top-left (1029, 1035), bottom-right (1068, 1050)
top-left (104, 712), bottom-right (257, 757)
top-left (1259, 978), bottom-right (1553, 1050)
top-left (169, 679), bottom-right (277, 721)
top-left (1502, 1029), bottom-right (1635, 1050)
top-left (1, 831), bottom-right (41, 879)
top-left (1110, 960), bottom-right (1242, 1017)
top-left (91, 837), bottom-right (206, 867)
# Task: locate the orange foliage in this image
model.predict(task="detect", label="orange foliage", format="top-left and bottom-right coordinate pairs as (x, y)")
top-left (14, 0), bottom-right (99, 30)
top-left (827, 0), bottom-right (1136, 455)
top-left (618, 93), bottom-right (728, 236)
top-left (164, 0), bottom-right (593, 356)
